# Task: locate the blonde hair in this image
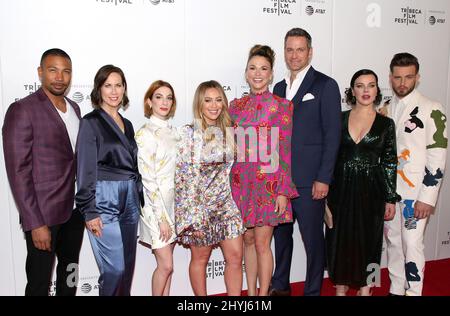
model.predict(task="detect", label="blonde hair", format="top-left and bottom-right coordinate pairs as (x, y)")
top-left (143, 80), bottom-right (177, 118)
top-left (192, 80), bottom-right (233, 145)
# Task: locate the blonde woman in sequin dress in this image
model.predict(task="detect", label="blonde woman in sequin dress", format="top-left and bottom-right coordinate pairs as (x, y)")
top-left (136, 80), bottom-right (179, 296)
top-left (175, 80), bottom-right (245, 296)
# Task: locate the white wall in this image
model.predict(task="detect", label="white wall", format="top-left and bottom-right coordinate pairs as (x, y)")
top-left (437, 24), bottom-right (450, 259)
top-left (0, 56), bottom-right (18, 295)
top-left (1, 0), bottom-right (449, 295)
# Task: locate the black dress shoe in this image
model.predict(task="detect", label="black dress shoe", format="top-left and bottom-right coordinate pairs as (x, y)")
top-left (269, 288), bottom-right (291, 296)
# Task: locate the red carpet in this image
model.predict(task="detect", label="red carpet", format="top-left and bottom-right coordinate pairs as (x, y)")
top-left (233, 258), bottom-right (450, 296)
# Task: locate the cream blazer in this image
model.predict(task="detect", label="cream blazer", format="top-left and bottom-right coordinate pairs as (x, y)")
top-left (387, 89), bottom-right (447, 206)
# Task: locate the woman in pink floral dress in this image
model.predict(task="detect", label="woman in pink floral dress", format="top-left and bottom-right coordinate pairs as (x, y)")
top-left (230, 45), bottom-right (299, 296)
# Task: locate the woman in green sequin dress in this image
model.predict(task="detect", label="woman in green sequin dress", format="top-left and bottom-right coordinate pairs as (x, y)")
top-left (326, 69), bottom-right (400, 296)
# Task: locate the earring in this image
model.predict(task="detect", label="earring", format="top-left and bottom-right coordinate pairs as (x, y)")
top-left (351, 96), bottom-right (356, 104)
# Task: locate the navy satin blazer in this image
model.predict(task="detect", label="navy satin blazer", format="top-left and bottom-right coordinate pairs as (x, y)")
top-left (273, 67), bottom-right (342, 188)
top-left (75, 108), bottom-right (143, 221)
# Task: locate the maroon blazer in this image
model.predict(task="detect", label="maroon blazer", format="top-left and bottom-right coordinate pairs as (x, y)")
top-left (2, 88), bottom-right (81, 232)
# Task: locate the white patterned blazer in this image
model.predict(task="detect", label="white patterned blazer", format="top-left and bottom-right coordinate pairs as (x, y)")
top-left (387, 89), bottom-right (447, 206)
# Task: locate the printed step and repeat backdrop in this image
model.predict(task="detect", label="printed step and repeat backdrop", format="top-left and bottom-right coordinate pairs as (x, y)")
top-left (1, 0), bottom-right (449, 295)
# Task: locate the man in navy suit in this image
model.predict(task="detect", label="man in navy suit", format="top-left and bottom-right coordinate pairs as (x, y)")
top-left (270, 28), bottom-right (342, 296)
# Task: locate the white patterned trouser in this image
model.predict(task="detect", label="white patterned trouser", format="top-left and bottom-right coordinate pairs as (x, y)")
top-left (384, 200), bottom-right (428, 296)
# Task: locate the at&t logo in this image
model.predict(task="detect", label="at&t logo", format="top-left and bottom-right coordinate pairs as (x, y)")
top-left (427, 10), bottom-right (446, 25)
top-left (81, 283), bottom-right (92, 293)
top-left (72, 92), bottom-right (85, 103)
top-left (304, 5), bottom-right (325, 16)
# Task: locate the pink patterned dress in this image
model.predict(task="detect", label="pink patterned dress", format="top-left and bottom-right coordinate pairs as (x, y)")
top-left (230, 90), bottom-right (299, 227)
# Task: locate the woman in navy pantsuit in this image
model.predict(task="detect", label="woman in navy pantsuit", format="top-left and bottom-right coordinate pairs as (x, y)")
top-left (76, 65), bottom-right (143, 296)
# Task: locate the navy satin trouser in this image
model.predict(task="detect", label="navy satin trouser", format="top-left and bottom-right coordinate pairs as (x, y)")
top-left (88, 180), bottom-right (140, 296)
top-left (272, 187), bottom-right (326, 296)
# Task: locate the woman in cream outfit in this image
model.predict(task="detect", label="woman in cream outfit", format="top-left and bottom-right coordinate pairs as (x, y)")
top-left (135, 80), bottom-right (179, 296)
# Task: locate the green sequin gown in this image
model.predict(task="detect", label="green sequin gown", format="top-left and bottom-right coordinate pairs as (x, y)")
top-left (326, 111), bottom-right (400, 287)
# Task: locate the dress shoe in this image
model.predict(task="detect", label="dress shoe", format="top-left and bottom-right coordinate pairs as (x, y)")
top-left (269, 287), bottom-right (291, 296)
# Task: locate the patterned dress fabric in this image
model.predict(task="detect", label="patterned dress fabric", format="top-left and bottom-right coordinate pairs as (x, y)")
top-left (135, 115), bottom-right (179, 249)
top-left (229, 91), bottom-right (298, 227)
top-left (326, 111), bottom-right (400, 287)
top-left (175, 124), bottom-right (245, 247)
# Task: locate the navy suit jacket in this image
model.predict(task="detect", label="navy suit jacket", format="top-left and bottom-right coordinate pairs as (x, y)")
top-left (273, 67), bottom-right (341, 188)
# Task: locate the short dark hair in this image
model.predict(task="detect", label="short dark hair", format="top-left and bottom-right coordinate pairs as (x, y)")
top-left (90, 65), bottom-right (129, 109)
top-left (390, 52), bottom-right (419, 74)
top-left (345, 69), bottom-right (382, 106)
top-left (247, 44), bottom-right (275, 69)
top-left (40, 48), bottom-right (71, 66)
top-left (284, 28), bottom-right (312, 48)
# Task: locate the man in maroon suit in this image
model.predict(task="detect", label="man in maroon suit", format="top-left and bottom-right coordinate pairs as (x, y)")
top-left (2, 48), bottom-right (84, 296)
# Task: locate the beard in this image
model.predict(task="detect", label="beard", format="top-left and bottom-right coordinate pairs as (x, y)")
top-left (393, 85), bottom-right (414, 98)
top-left (45, 83), bottom-right (68, 97)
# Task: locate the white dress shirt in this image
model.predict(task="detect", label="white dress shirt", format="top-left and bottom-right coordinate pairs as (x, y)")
top-left (284, 64), bottom-right (312, 101)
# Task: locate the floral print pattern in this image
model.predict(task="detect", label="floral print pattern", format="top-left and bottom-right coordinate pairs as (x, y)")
top-left (229, 91), bottom-right (298, 227)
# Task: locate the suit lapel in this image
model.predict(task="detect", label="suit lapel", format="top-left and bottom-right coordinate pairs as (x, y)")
top-left (37, 88), bottom-right (73, 153)
top-left (67, 98), bottom-right (81, 120)
top-left (292, 67), bottom-right (316, 107)
top-left (393, 91), bottom-right (420, 136)
top-left (97, 108), bottom-right (134, 156)
top-left (278, 80), bottom-right (287, 98)
top-left (397, 104), bottom-right (411, 136)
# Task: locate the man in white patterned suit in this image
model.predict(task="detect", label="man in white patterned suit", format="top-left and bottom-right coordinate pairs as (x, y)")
top-left (384, 52), bottom-right (447, 296)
